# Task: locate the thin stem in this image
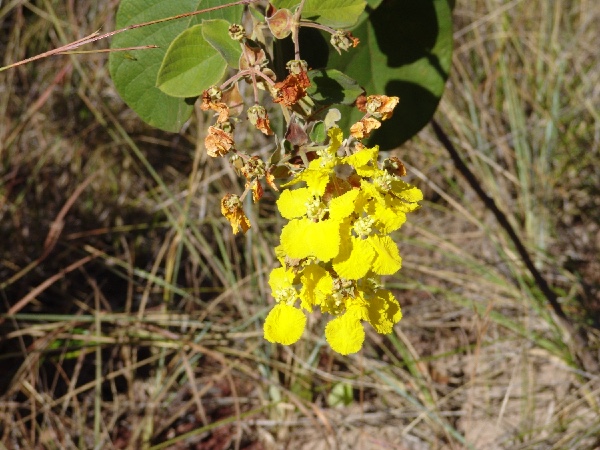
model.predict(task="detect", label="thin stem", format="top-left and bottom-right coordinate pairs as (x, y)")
top-left (291, 0), bottom-right (308, 60)
top-left (299, 21), bottom-right (337, 35)
top-left (240, 44), bottom-right (261, 103)
top-left (220, 68), bottom-right (275, 92)
top-left (0, 0), bottom-right (258, 72)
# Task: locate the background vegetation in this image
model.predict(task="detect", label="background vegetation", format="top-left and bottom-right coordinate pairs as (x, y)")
top-left (1, 0), bottom-right (599, 448)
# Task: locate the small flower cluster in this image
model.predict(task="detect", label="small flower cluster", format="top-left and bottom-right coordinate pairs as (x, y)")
top-left (264, 125), bottom-right (423, 354)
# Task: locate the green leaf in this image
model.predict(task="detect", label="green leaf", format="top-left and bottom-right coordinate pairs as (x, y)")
top-left (307, 69), bottom-right (364, 106)
top-left (272, 0), bottom-right (366, 28)
top-left (202, 19), bottom-right (242, 69)
top-left (328, 0), bottom-right (453, 148)
top-left (109, 0), bottom-right (242, 132)
top-left (309, 121), bottom-right (326, 143)
top-left (157, 24), bottom-right (227, 98)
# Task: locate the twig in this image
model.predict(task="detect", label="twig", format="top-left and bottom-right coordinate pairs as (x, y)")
top-left (0, 0), bottom-right (257, 73)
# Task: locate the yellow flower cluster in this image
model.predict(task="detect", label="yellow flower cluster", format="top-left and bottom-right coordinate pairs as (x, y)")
top-left (264, 127), bottom-right (423, 354)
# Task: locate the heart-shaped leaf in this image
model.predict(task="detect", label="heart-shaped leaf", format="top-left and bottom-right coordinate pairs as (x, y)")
top-left (328, 0), bottom-right (453, 148)
top-left (307, 69), bottom-right (364, 106)
top-left (272, 0), bottom-right (366, 28)
top-left (109, 0), bottom-right (243, 132)
top-left (202, 19), bottom-right (242, 69)
top-left (156, 24), bottom-right (227, 98)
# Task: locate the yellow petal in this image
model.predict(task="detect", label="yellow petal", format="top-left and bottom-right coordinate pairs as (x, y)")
top-left (268, 267), bottom-right (296, 292)
top-left (280, 218), bottom-right (341, 262)
top-left (333, 236), bottom-right (375, 280)
top-left (328, 189), bottom-right (360, 220)
top-left (327, 127), bottom-right (343, 154)
top-left (365, 289), bottom-right (402, 334)
top-left (276, 187), bottom-right (312, 219)
top-left (325, 312), bottom-right (365, 355)
top-left (390, 179), bottom-right (423, 203)
top-left (299, 168), bottom-right (331, 196)
top-left (264, 303), bottom-right (306, 345)
top-left (368, 200), bottom-right (407, 234)
top-left (369, 235), bottom-right (402, 275)
top-left (343, 146), bottom-right (379, 177)
top-left (300, 264), bottom-right (333, 310)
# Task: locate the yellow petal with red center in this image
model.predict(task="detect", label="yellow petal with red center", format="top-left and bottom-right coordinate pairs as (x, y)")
top-left (264, 303), bottom-right (306, 345)
top-left (325, 310), bottom-right (365, 355)
top-left (329, 189), bottom-right (359, 220)
top-left (333, 236), bottom-right (375, 280)
top-left (277, 187), bottom-right (312, 219)
top-left (365, 289), bottom-right (402, 334)
top-left (369, 235), bottom-right (402, 275)
top-left (280, 218), bottom-right (340, 261)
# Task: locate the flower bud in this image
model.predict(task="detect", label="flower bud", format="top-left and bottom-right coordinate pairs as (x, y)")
top-left (228, 23), bottom-right (245, 41)
top-left (330, 30), bottom-right (360, 54)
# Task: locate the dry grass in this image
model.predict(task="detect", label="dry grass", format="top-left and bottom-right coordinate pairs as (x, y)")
top-left (1, 0), bottom-right (599, 449)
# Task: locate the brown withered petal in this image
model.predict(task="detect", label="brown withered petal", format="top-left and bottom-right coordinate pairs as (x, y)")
top-left (221, 194), bottom-right (251, 234)
top-left (367, 95), bottom-right (399, 120)
top-left (200, 91), bottom-right (212, 111)
top-left (205, 126), bottom-right (234, 157)
top-left (256, 117), bottom-right (273, 135)
top-left (273, 72), bottom-right (310, 107)
top-left (355, 94), bottom-right (368, 113)
top-left (247, 105), bottom-right (274, 135)
top-left (383, 157), bottom-right (407, 177)
top-left (215, 104), bottom-right (230, 123)
top-left (239, 44), bottom-right (267, 70)
top-left (265, 170), bottom-right (279, 192)
top-left (296, 70), bottom-right (310, 89)
top-left (200, 90), bottom-right (230, 123)
top-left (248, 179), bottom-right (264, 202)
top-left (350, 117), bottom-right (381, 139)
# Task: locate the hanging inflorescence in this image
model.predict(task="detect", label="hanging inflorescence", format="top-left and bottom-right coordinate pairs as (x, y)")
top-left (200, 6), bottom-right (422, 354)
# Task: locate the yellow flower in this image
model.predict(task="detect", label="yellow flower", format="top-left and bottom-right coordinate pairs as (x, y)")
top-left (265, 127), bottom-right (422, 355)
top-left (363, 289), bottom-right (402, 334)
top-left (325, 308), bottom-right (365, 355)
top-left (299, 264), bottom-right (334, 311)
top-left (268, 267), bottom-right (298, 303)
top-left (264, 303), bottom-right (306, 345)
